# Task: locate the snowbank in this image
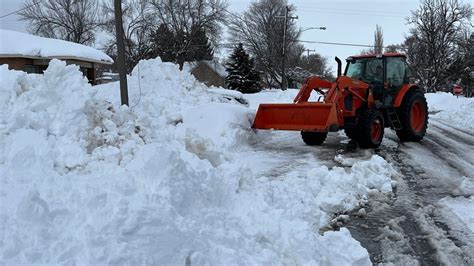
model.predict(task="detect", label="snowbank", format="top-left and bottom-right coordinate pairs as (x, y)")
top-left (0, 29), bottom-right (113, 64)
top-left (0, 58), bottom-right (396, 264)
top-left (425, 92), bottom-right (474, 130)
top-left (244, 88), bottom-right (300, 110)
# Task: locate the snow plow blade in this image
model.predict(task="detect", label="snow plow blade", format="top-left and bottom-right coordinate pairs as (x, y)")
top-left (252, 103), bottom-right (339, 132)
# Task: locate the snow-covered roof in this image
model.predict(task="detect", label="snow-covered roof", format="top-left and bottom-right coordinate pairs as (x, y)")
top-left (0, 29), bottom-right (113, 65)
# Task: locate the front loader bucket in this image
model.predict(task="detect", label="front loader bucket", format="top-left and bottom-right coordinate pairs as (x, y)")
top-left (252, 103), bottom-right (339, 132)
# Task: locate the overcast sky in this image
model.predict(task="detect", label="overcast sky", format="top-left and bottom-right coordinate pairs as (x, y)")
top-left (1, 0), bottom-right (426, 70)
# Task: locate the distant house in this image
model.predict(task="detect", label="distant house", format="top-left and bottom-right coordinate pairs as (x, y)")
top-left (0, 29), bottom-right (113, 84)
top-left (185, 60), bottom-right (227, 88)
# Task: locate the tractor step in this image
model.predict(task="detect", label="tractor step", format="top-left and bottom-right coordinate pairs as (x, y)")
top-left (387, 108), bottom-right (402, 130)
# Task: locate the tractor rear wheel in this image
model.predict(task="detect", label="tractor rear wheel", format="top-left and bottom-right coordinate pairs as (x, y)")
top-left (357, 110), bottom-right (385, 148)
top-left (301, 131), bottom-right (328, 145)
top-left (396, 90), bottom-right (428, 142)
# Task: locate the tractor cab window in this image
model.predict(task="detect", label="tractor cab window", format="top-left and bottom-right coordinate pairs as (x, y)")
top-left (386, 57), bottom-right (406, 87)
top-left (345, 58), bottom-right (383, 84)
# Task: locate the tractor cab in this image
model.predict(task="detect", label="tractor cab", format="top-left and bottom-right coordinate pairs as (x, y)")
top-left (345, 53), bottom-right (412, 107)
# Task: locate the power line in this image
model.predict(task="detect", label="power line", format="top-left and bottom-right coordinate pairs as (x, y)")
top-left (298, 40), bottom-right (377, 48)
top-left (0, 1), bottom-right (40, 19)
top-left (220, 7), bottom-right (389, 49)
top-left (297, 9), bottom-right (405, 19)
top-left (217, 40), bottom-right (390, 50)
top-left (296, 6), bottom-right (408, 16)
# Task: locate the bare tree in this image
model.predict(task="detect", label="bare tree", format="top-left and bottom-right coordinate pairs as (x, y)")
top-left (359, 24), bottom-right (384, 55)
top-left (402, 32), bottom-right (428, 88)
top-left (449, 28), bottom-right (474, 96)
top-left (406, 0), bottom-right (472, 92)
top-left (374, 24), bottom-right (384, 54)
top-left (102, 0), bottom-right (157, 72)
top-left (300, 53), bottom-right (333, 79)
top-left (287, 52), bottom-right (334, 88)
top-left (18, 0), bottom-right (101, 45)
top-left (228, 0), bottom-right (302, 88)
top-left (384, 44), bottom-right (400, 53)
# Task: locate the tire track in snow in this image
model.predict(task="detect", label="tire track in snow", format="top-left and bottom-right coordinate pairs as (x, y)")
top-left (346, 120), bottom-right (474, 265)
top-left (433, 119), bottom-right (474, 138)
top-left (250, 131), bottom-right (344, 179)
top-left (346, 144), bottom-right (440, 265)
top-left (429, 121), bottom-right (474, 146)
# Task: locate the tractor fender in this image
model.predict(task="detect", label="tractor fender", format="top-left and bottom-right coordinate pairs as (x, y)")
top-left (393, 84), bottom-right (421, 107)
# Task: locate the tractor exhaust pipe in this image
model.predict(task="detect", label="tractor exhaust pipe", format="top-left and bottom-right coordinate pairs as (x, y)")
top-left (335, 57), bottom-right (342, 77)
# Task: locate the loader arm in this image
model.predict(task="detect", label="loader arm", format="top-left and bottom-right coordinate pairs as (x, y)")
top-left (252, 75), bottom-right (370, 132)
top-left (252, 77), bottom-right (341, 132)
top-left (293, 77), bottom-right (334, 103)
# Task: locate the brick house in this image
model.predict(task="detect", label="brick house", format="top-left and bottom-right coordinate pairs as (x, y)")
top-left (0, 29), bottom-right (113, 84)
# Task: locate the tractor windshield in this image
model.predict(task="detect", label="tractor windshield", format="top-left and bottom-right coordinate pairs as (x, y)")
top-left (345, 58), bottom-right (383, 84)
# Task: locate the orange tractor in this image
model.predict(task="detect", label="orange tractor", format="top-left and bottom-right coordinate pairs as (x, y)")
top-left (252, 53), bottom-right (428, 148)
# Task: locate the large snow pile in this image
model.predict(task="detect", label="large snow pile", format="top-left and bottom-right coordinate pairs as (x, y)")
top-left (1, 58), bottom-right (395, 264)
top-left (0, 29), bottom-right (113, 64)
top-left (425, 92), bottom-right (474, 130)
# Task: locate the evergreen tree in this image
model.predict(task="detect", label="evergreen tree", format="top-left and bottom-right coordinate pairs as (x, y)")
top-left (150, 24), bottom-right (176, 62)
top-left (187, 26), bottom-right (213, 61)
top-left (150, 24), bottom-right (214, 69)
top-left (225, 43), bottom-right (261, 93)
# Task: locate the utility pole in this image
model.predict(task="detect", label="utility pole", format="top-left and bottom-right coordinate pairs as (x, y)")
top-left (304, 49), bottom-right (315, 61)
top-left (280, 5), bottom-right (298, 90)
top-left (114, 0), bottom-right (129, 106)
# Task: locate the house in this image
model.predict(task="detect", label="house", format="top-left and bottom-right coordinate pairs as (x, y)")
top-left (185, 60), bottom-right (227, 88)
top-left (0, 29), bottom-right (113, 84)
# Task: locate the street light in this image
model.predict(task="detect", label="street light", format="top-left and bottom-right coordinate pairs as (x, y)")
top-left (301, 27), bottom-right (326, 32)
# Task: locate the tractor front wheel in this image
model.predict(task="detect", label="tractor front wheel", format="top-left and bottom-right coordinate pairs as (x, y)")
top-left (344, 128), bottom-right (358, 140)
top-left (301, 131), bottom-right (328, 146)
top-left (357, 110), bottom-right (385, 149)
top-left (396, 90), bottom-right (428, 142)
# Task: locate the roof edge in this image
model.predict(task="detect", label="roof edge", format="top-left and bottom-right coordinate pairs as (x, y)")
top-left (0, 54), bottom-right (113, 65)
top-left (348, 53), bottom-right (407, 59)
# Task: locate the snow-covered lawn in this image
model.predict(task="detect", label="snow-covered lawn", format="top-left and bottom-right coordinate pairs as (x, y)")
top-left (3, 59), bottom-right (471, 265)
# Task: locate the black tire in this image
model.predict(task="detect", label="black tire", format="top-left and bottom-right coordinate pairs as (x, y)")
top-left (344, 127), bottom-right (358, 140)
top-left (301, 131), bottom-right (328, 145)
top-left (396, 90), bottom-right (428, 142)
top-left (357, 110), bottom-right (385, 149)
